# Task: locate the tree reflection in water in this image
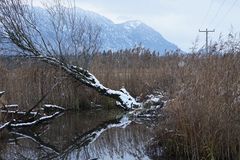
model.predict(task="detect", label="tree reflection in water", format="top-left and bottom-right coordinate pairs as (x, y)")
top-left (0, 109), bottom-right (156, 160)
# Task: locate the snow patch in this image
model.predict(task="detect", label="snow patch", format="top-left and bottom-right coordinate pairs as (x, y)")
top-left (0, 122), bottom-right (10, 130)
top-left (123, 20), bottom-right (142, 29)
top-left (0, 110), bottom-right (38, 116)
top-left (43, 104), bottom-right (65, 111)
top-left (4, 104), bottom-right (19, 108)
top-left (0, 91), bottom-right (5, 97)
top-left (10, 112), bottom-right (62, 127)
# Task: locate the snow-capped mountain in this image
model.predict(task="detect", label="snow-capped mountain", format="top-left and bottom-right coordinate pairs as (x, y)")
top-left (74, 8), bottom-right (179, 53)
top-left (1, 7), bottom-right (179, 54)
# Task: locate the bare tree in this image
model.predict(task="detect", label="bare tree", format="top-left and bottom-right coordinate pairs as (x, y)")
top-left (42, 0), bottom-right (102, 68)
top-left (0, 0), bottom-right (140, 110)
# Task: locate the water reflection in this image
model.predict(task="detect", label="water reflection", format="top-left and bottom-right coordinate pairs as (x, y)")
top-left (0, 109), bottom-right (155, 160)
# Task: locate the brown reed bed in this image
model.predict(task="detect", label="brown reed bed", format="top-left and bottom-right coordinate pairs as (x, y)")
top-left (0, 51), bottom-right (181, 110)
top-left (152, 53), bottom-right (240, 160)
top-left (0, 49), bottom-right (239, 159)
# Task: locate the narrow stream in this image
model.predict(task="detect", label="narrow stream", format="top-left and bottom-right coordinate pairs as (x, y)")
top-left (0, 109), bottom-right (157, 160)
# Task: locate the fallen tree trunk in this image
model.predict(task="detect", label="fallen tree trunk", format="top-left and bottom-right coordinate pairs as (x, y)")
top-left (37, 56), bottom-right (141, 110)
top-left (0, 0), bottom-right (141, 110)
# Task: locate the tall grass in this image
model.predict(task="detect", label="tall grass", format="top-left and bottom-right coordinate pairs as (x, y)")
top-left (0, 47), bottom-right (239, 159)
top-left (153, 53), bottom-right (240, 159)
top-left (0, 51), bottom-right (181, 110)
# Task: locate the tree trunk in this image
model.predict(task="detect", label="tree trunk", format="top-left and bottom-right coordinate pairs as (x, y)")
top-left (0, 0), bottom-right (141, 110)
top-left (38, 56), bottom-right (141, 110)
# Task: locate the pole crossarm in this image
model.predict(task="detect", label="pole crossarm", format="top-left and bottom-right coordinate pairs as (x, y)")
top-left (199, 28), bottom-right (215, 54)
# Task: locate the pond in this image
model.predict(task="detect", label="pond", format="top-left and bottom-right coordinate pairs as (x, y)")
top-left (0, 109), bottom-right (159, 160)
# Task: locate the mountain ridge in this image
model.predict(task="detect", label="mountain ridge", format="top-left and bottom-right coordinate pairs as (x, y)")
top-left (68, 7), bottom-right (179, 53)
top-left (0, 7), bottom-right (179, 54)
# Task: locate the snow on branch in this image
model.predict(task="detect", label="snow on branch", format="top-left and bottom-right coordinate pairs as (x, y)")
top-left (0, 104), bottom-right (65, 130)
top-left (0, 122), bottom-right (10, 130)
top-left (0, 91), bottom-right (5, 97)
top-left (0, 0), bottom-right (141, 110)
top-left (37, 56), bottom-right (141, 110)
top-left (9, 111), bottom-right (63, 127)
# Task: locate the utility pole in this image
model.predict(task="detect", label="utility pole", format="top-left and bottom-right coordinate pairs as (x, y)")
top-left (199, 28), bottom-right (215, 53)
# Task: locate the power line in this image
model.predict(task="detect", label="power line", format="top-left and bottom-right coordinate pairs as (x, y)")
top-left (209, 0), bottom-right (227, 27)
top-left (200, 0), bottom-right (214, 29)
top-left (198, 0), bottom-right (238, 52)
top-left (215, 0), bottom-right (238, 28)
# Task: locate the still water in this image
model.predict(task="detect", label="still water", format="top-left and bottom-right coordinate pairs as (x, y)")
top-left (0, 109), bottom-right (157, 160)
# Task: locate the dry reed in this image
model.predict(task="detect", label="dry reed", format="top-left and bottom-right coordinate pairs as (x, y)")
top-left (0, 49), bottom-right (239, 159)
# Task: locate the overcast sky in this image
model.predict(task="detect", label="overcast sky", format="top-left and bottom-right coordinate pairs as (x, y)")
top-left (35, 0), bottom-right (240, 52)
